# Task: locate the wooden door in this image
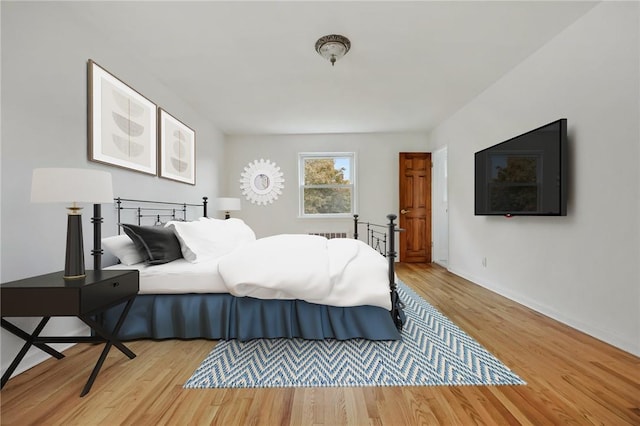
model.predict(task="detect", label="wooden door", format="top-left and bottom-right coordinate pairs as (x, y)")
top-left (399, 152), bottom-right (432, 263)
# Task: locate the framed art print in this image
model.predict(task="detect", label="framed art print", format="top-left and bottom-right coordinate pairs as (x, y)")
top-left (88, 60), bottom-right (157, 175)
top-left (158, 108), bottom-right (196, 185)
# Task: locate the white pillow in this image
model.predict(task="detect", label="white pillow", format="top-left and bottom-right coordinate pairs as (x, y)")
top-left (102, 234), bottom-right (145, 265)
top-left (166, 218), bottom-right (256, 263)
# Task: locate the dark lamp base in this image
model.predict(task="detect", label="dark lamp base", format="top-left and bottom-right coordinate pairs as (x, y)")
top-left (65, 213), bottom-right (86, 279)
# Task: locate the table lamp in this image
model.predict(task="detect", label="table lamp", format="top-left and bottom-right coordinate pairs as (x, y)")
top-left (31, 168), bottom-right (114, 279)
top-left (216, 197), bottom-right (241, 219)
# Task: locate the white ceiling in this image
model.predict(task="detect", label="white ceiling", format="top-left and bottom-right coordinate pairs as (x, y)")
top-left (65, 1), bottom-right (597, 135)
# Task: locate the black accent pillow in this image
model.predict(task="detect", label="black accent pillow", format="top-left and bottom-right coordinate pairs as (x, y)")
top-left (120, 224), bottom-right (182, 265)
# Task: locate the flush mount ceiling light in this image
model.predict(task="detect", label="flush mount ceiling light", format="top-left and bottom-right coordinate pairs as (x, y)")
top-left (315, 34), bottom-right (351, 66)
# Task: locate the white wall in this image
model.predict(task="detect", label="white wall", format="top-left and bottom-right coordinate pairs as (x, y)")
top-left (0, 2), bottom-right (3, 288)
top-left (431, 147), bottom-right (448, 267)
top-left (1, 3), bottom-right (225, 376)
top-left (429, 2), bottom-right (639, 355)
top-left (225, 133), bottom-right (427, 238)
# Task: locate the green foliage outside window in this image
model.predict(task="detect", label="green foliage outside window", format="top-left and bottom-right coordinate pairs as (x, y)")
top-left (303, 158), bottom-right (353, 215)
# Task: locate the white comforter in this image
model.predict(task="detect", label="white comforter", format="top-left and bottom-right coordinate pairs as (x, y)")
top-left (217, 234), bottom-right (392, 310)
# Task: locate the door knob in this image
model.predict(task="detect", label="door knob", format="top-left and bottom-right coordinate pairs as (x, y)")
top-left (400, 209), bottom-right (411, 214)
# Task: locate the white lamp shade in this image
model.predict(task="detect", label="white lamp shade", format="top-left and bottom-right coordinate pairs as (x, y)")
top-left (31, 168), bottom-right (114, 204)
top-left (216, 197), bottom-right (241, 211)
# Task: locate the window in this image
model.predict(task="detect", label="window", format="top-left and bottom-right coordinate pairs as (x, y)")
top-left (299, 152), bottom-right (356, 218)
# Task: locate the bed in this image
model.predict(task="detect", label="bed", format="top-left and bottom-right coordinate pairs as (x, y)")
top-left (94, 198), bottom-right (404, 341)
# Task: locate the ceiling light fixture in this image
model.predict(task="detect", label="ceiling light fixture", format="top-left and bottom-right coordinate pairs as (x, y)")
top-left (315, 34), bottom-right (351, 66)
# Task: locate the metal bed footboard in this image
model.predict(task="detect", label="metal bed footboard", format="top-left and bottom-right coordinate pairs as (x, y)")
top-left (353, 214), bottom-right (405, 331)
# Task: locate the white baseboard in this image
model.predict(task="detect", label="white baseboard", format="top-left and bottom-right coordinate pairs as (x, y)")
top-left (434, 259), bottom-right (448, 268)
top-left (447, 266), bottom-right (640, 357)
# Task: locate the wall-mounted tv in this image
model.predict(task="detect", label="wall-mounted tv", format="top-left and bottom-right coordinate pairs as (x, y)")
top-left (474, 119), bottom-right (567, 216)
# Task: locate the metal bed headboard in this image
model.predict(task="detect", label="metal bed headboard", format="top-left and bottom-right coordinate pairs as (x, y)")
top-left (114, 197), bottom-right (208, 233)
top-left (91, 196), bottom-right (208, 270)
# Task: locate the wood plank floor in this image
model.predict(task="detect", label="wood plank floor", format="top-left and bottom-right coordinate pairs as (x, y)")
top-left (1, 263), bottom-right (638, 425)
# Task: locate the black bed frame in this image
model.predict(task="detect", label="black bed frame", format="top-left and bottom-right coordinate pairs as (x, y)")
top-left (91, 197), bottom-right (404, 331)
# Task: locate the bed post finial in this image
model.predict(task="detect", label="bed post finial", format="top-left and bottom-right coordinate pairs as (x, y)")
top-left (203, 196), bottom-right (208, 217)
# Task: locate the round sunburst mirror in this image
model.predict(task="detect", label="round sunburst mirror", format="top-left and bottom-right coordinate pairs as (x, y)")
top-left (240, 159), bottom-right (285, 205)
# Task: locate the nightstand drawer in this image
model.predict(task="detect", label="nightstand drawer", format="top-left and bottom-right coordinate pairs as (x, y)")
top-left (81, 271), bottom-right (139, 314)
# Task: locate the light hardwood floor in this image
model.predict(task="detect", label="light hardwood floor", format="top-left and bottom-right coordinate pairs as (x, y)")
top-left (1, 263), bottom-right (638, 425)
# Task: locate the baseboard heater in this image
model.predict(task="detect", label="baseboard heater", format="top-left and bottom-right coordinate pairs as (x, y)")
top-left (308, 232), bottom-right (348, 239)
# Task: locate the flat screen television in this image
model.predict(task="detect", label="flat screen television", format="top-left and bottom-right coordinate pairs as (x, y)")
top-left (474, 119), bottom-right (567, 216)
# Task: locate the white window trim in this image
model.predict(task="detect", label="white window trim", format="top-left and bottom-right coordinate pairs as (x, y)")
top-left (298, 152), bottom-right (357, 219)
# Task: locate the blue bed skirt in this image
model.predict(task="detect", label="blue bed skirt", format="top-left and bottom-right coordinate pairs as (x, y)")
top-left (99, 293), bottom-right (402, 341)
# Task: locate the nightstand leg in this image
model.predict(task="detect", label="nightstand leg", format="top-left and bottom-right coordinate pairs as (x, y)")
top-left (1, 318), bottom-right (65, 360)
top-left (1, 317), bottom-right (63, 389)
top-left (78, 297), bottom-right (137, 397)
top-left (79, 340), bottom-right (112, 397)
top-left (80, 298), bottom-right (136, 359)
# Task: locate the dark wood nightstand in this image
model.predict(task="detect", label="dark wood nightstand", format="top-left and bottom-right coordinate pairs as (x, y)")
top-left (0, 269), bottom-right (139, 396)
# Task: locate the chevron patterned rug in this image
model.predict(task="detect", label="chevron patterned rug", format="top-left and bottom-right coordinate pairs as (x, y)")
top-left (184, 281), bottom-right (525, 388)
